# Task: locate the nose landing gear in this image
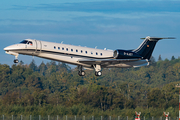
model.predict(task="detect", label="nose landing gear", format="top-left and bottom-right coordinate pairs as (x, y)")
top-left (13, 54), bottom-right (19, 63)
top-left (5, 51), bottom-right (19, 64)
top-left (14, 59), bottom-right (19, 63)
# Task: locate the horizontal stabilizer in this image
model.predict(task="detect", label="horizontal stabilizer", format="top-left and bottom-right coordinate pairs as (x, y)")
top-left (140, 37), bottom-right (176, 41)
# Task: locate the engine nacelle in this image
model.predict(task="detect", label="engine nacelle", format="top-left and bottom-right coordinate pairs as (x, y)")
top-left (113, 49), bottom-right (142, 59)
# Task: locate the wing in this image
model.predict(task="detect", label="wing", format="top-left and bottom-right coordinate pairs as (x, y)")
top-left (77, 58), bottom-right (140, 66)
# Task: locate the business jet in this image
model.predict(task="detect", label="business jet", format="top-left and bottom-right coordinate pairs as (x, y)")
top-left (4, 36), bottom-right (174, 76)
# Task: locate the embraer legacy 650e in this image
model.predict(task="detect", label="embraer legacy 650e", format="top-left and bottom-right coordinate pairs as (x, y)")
top-left (4, 36), bottom-right (174, 76)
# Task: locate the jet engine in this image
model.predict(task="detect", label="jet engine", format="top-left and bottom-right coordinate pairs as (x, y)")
top-left (113, 49), bottom-right (142, 59)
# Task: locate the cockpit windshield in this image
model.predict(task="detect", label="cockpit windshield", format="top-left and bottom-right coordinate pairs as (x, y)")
top-left (20, 40), bottom-right (33, 45)
top-left (20, 40), bottom-right (28, 44)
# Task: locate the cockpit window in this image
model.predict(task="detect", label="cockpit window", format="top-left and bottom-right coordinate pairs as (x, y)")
top-left (20, 40), bottom-right (28, 44)
top-left (28, 41), bottom-right (33, 45)
top-left (20, 40), bottom-right (33, 45)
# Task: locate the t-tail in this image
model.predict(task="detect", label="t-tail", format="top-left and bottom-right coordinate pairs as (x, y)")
top-left (133, 36), bottom-right (175, 60)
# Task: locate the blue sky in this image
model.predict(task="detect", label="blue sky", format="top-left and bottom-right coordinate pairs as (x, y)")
top-left (1, 0), bottom-right (180, 66)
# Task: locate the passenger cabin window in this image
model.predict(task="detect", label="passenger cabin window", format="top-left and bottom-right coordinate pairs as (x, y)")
top-left (58, 47), bottom-right (60, 50)
top-left (81, 50), bottom-right (83, 53)
top-left (54, 46), bottom-right (56, 49)
top-left (71, 49), bottom-right (73, 52)
top-left (76, 50), bottom-right (78, 52)
top-left (85, 51), bottom-right (87, 54)
top-left (100, 53), bottom-right (103, 56)
top-left (62, 48), bottom-right (64, 50)
top-left (66, 48), bottom-right (68, 51)
top-left (91, 52), bottom-right (93, 55)
top-left (96, 52), bottom-right (98, 55)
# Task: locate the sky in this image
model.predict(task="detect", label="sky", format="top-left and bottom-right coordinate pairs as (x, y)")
top-left (0, 0), bottom-right (180, 66)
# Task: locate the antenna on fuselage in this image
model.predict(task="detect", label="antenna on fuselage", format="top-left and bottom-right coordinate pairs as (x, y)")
top-left (95, 46), bottom-right (97, 49)
top-left (61, 41), bottom-right (63, 44)
top-left (104, 48), bottom-right (106, 50)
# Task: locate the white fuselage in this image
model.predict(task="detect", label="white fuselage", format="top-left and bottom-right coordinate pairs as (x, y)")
top-left (4, 39), bottom-right (148, 69)
top-left (5, 39), bottom-right (113, 67)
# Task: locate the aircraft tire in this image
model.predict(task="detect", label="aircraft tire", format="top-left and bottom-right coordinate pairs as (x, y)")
top-left (14, 59), bottom-right (19, 63)
top-left (95, 71), bottom-right (102, 76)
top-left (78, 71), bottom-right (85, 76)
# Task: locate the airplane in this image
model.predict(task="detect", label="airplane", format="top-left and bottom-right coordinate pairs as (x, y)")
top-left (3, 36), bottom-right (175, 76)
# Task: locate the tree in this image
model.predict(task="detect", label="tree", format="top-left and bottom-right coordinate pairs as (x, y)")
top-left (38, 61), bottom-right (47, 76)
top-left (158, 55), bottom-right (162, 61)
top-left (171, 56), bottom-right (175, 61)
top-left (0, 64), bottom-right (10, 83)
top-left (147, 88), bottom-right (166, 108)
top-left (150, 56), bottom-right (156, 65)
top-left (19, 60), bottom-right (24, 66)
top-left (29, 59), bottom-right (37, 71)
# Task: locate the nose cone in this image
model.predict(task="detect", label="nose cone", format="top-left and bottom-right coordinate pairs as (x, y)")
top-left (4, 46), bottom-right (10, 51)
top-left (4, 44), bottom-right (19, 51)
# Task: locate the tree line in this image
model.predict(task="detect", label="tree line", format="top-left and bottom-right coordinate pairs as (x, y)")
top-left (0, 56), bottom-right (179, 117)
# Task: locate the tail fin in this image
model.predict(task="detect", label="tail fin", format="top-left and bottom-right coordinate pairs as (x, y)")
top-left (133, 36), bottom-right (175, 60)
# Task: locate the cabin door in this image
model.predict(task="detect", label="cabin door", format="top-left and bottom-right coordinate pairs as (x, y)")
top-left (35, 40), bottom-right (42, 54)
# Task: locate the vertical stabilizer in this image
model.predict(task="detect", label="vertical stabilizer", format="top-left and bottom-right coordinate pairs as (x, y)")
top-left (133, 36), bottom-right (175, 60)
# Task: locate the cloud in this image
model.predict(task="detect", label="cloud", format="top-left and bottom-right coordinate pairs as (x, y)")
top-left (0, 19), bottom-right (60, 25)
top-left (0, 10), bottom-right (180, 36)
top-left (1, 11), bottom-right (180, 26)
top-left (11, 1), bottom-right (180, 13)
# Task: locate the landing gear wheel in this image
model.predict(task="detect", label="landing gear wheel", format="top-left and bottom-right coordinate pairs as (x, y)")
top-left (93, 64), bottom-right (102, 76)
top-left (14, 59), bottom-right (19, 63)
top-left (95, 71), bottom-right (102, 76)
top-left (78, 65), bottom-right (85, 76)
top-left (78, 71), bottom-right (85, 76)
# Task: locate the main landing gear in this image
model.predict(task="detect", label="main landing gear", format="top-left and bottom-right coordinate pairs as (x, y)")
top-left (93, 64), bottom-right (102, 76)
top-left (95, 71), bottom-right (102, 76)
top-left (78, 65), bottom-right (86, 76)
top-left (78, 65), bottom-right (102, 76)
